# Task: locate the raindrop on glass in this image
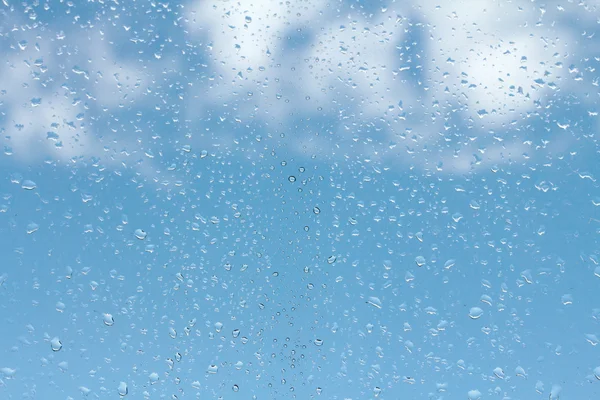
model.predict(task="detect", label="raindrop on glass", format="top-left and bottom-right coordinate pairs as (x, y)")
top-left (103, 313), bottom-right (114, 326)
top-left (469, 307), bottom-right (483, 319)
top-left (22, 180), bottom-right (37, 190)
top-left (118, 382), bottom-right (128, 397)
top-left (50, 337), bottom-right (62, 352)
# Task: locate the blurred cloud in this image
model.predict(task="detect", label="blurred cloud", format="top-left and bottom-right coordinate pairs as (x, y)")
top-left (0, 0), bottom-right (594, 175)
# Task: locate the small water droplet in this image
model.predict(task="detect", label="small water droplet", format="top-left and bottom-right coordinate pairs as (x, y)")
top-left (232, 384), bottom-right (240, 392)
top-left (26, 222), bottom-right (39, 234)
top-left (366, 296), bottom-right (382, 309)
top-left (415, 256), bottom-right (426, 267)
top-left (134, 229), bottom-right (147, 240)
top-left (50, 337), bottom-right (62, 352)
top-left (168, 327), bottom-right (177, 339)
top-left (21, 180), bottom-right (37, 190)
top-left (288, 176), bottom-right (296, 182)
top-left (232, 329), bottom-right (240, 338)
top-left (118, 382), bottom-right (128, 397)
top-left (493, 367), bottom-right (505, 379)
top-left (314, 339), bottom-right (323, 346)
top-left (103, 313), bottom-right (114, 326)
top-left (214, 322), bottom-right (223, 332)
top-left (444, 259), bottom-right (455, 269)
top-left (467, 389), bottom-right (481, 400)
top-left (207, 364), bottom-right (219, 374)
top-left (469, 307), bottom-right (484, 319)
top-left (327, 255), bottom-right (336, 264)
top-left (313, 206), bottom-right (321, 215)
top-left (148, 372), bottom-right (159, 384)
top-left (452, 212), bottom-right (463, 222)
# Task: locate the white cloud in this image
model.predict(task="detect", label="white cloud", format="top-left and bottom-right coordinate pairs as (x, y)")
top-left (183, 0), bottom-right (590, 172)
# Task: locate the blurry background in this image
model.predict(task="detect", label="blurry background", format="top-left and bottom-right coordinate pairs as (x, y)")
top-left (1, 0), bottom-right (600, 399)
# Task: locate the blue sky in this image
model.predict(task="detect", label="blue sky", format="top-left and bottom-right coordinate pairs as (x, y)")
top-left (1, 0), bottom-right (600, 399)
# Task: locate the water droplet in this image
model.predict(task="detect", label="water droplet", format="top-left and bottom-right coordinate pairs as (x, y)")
top-left (314, 339), bottom-right (323, 346)
top-left (415, 256), bottom-right (426, 267)
top-left (366, 296), bottom-right (382, 309)
top-left (103, 313), bottom-right (114, 326)
top-left (1, 367), bottom-right (16, 378)
top-left (549, 385), bottom-right (562, 400)
top-left (373, 387), bottom-right (382, 397)
top-left (313, 206), bottom-right (321, 215)
top-left (214, 322), bottom-right (223, 332)
top-left (288, 176), bottom-right (296, 182)
top-left (452, 212), bottom-right (463, 222)
top-left (134, 229), bottom-right (147, 240)
top-left (493, 367), bottom-right (505, 379)
top-left (50, 337), bottom-right (62, 352)
top-left (168, 327), bottom-right (177, 339)
top-left (232, 384), bottom-right (240, 392)
top-left (585, 333), bottom-right (599, 346)
top-left (21, 180), bottom-right (37, 190)
top-left (467, 389), bottom-right (481, 400)
top-left (207, 364), bottom-right (219, 374)
top-left (26, 222), bottom-right (39, 234)
top-left (469, 307), bottom-right (483, 319)
top-left (561, 294), bottom-right (573, 305)
top-left (327, 255), bottom-right (336, 264)
top-left (444, 259), bottom-right (456, 269)
top-left (469, 200), bottom-right (480, 210)
top-left (118, 382), bottom-right (128, 396)
top-left (593, 366), bottom-right (600, 380)
top-left (515, 366), bottom-right (527, 378)
top-left (149, 372), bottom-right (159, 384)
top-left (232, 329), bottom-right (240, 338)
